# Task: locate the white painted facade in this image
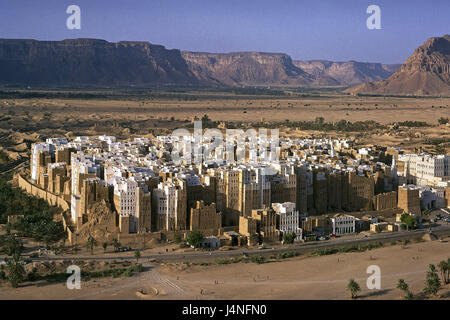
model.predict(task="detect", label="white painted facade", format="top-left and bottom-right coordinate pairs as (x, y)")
top-left (272, 202), bottom-right (302, 240)
top-left (331, 215), bottom-right (356, 236)
top-left (153, 181), bottom-right (179, 231)
top-left (113, 178), bottom-right (139, 233)
top-left (31, 143), bottom-right (51, 181)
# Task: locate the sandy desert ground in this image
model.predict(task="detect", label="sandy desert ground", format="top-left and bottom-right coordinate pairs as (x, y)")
top-left (3, 94), bottom-right (449, 124)
top-left (2, 92), bottom-right (449, 155)
top-left (1, 239), bottom-right (449, 300)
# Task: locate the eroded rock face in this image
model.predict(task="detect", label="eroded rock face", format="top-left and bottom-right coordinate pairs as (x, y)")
top-left (347, 35), bottom-right (450, 95)
top-left (0, 38), bottom-right (199, 86)
top-left (182, 51), bottom-right (314, 86)
top-left (76, 201), bottom-right (118, 243)
top-left (293, 60), bottom-right (400, 86)
top-left (0, 38), bottom-right (400, 88)
top-left (182, 52), bottom-right (399, 86)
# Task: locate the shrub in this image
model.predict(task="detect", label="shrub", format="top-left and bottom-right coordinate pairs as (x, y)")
top-left (250, 255), bottom-right (265, 264)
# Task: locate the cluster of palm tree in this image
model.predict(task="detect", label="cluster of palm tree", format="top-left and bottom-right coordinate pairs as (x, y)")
top-left (1, 235), bottom-right (26, 288)
top-left (423, 264), bottom-right (441, 297)
top-left (6, 254), bottom-right (25, 288)
top-left (437, 259), bottom-right (450, 285)
top-left (86, 237), bottom-right (125, 254)
top-left (85, 237), bottom-right (143, 256)
top-left (347, 259), bottom-right (449, 300)
top-left (1, 235), bottom-right (24, 256)
top-left (396, 260), bottom-right (449, 299)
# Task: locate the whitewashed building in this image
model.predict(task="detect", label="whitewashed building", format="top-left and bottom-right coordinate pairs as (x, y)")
top-left (272, 202), bottom-right (302, 240)
top-left (331, 214), bottom-right (356, 236)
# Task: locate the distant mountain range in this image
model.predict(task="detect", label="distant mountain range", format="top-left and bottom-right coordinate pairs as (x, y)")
top-left (293, 60), bottom-right (400, 86)
top-left (0, 38), bottom-right (401, 88)
top-left (347, 34), bottom-right (450, 96)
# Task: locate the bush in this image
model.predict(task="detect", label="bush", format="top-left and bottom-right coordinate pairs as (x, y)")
top-left (216, 259), bottom-right (231, 265)
top-left (400, 214), bottom-right (416, 230)
top-left (187, 230), bottom-right (204, 248)
top-left (174, 235), bottom-right (182, 244)
top-left (129, 263), bottom-right (143, 273)
top-left (250, 255), bottom-right (265, 264)
top-left (438, 117), bottom-right (449, 125)
top-left (282, 232), bottom-right (296, 244)
top-left (277, 251), bottom-right (298, 259)
top-left (313, 248), bottom-right (338, 256)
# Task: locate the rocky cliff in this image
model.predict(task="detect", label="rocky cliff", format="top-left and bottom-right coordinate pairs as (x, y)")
top-left (293, 60), bottom-right (400, 86)
top-left (347, 35), bottom-right (450, 95)
top-left (182, 51), bottom-right (314, 86)
top-left (0, 38), bottom-right (401, 88)
top-left (0, 38), bottom-right (199, 86)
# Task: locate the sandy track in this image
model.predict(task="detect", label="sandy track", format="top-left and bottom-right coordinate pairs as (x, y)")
top-left (1, 240), bottom-right (449, 300)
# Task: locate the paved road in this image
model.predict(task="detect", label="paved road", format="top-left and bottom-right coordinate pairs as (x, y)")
top-left (27, 224), bottom-right (450, 263)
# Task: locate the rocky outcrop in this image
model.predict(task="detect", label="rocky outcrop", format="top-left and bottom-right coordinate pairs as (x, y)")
top-left (0, 38), bottom-right (199, 86)
top-left (293, 60), bottom-right (400, 86)
top-left (182, 51), bottom-right (314, 86)
top-left (0, 38), bottom-right (400, 88)
top-left (75, 201), bottom-right (119, 243)
top-left (347, 35), bottom-right (450, 95)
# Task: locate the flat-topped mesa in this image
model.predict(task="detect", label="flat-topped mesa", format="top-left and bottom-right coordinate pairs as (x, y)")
top-left (0, 38), bottom-right (400, 88)
top-left (0, 38), bottom-right (198, 87)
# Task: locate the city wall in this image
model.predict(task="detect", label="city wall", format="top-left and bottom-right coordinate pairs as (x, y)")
top-left (16, 173), bottom-right (70, 211)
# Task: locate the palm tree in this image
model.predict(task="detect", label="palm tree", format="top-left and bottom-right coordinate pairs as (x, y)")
top-left (6, 254), bottom-right (25, 288)
top-left (396, 279), bottom-right (412, 299)
top-left (423, 264), bottom-right (441, 297)
top-left (405, 291), bottom-right (414, 300)
top-left (347, 279), bottom-right (361, 299)
top-left (112, 238), bottom-right (121, 252)
top-left (87, 236), bottom-right (97, 255)
top-left (134, 249), bottom-right (141, 263)
top-left (5, 235), bottom-right (23, 257)
top-left (397, 279), bottom-right (408, 292)
top-left (437, 260), bottom-right (449, 284)
top-left (447, 258), bottom-right (450, 284)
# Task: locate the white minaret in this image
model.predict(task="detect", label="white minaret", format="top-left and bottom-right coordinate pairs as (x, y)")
top-left (391, 154), bottom-right (398, 183)
top-left (330, 139), bottom-right (335, 157)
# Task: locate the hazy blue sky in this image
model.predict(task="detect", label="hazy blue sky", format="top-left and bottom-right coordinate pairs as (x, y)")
top-left (0, 0), bottom-right (448, 64)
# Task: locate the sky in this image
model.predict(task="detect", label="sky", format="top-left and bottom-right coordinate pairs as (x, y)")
top-left (0, 0), bottom-right (448, 64)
